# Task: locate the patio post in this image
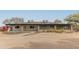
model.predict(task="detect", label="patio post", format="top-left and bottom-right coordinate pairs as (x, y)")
top-left (37, 25), bottom-right (40, 31)
top-left (70, 25), bottom-right (73, 32)
top-left (54, 25), bottom-right (57, 31)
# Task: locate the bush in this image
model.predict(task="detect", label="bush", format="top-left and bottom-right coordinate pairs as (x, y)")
top-left (54, 29), bottom-right (64, 33)
top-left (40, 29), bottom-right (64, 33)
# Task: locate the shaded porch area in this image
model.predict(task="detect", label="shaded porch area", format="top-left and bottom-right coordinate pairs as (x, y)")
top-left (6, 24), bottom-right (73, 32)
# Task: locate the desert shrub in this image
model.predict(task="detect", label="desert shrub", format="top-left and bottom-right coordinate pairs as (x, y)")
top-left (74, 25), bottom-right (79, 32)
top-left (54, 29), bottom-right (64, 33)
top-left (44, 29), bottom-right (54, 32)
top-left (39, 29), bottom-right (64, 33)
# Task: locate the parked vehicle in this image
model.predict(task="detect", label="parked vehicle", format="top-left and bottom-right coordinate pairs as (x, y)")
top-left (0, 26), bottom-right (9, 31)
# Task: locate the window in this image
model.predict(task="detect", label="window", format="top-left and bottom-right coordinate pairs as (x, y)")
top-left (15, 26), bottom-right (20, 29)
top-left (30, 26), bottom-right (34, 29)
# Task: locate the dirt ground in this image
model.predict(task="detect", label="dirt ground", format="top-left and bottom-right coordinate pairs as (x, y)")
top-left (0, 32), bottom-right (79, 49)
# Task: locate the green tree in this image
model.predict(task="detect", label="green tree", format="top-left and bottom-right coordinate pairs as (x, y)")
top-left (64, 13), bottom-right (79, 24)
top-left (64, 13), bottom-right (79, 31)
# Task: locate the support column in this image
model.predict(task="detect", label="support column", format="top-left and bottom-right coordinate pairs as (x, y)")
top-left (12, 26), bottom-right (15, 32)
top-left (62, 26), bottom-right (64, 31)
top-left (37, 25), bottom-right (40, 32)
top-left (21, 26), bottom-right (24, 32)
top-left (70, 25), bottom-right (73, 32)
top-left (7, 27), bottom-right (10, 32)
top-left (54, 25), bottom-right (57, 31)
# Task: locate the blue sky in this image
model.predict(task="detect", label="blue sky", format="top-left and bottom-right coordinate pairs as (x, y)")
top-left (0, 10), bottom-right (79, 26)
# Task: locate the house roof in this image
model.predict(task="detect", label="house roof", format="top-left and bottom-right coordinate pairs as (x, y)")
top-left (5, 22), bottom-right (71, 25)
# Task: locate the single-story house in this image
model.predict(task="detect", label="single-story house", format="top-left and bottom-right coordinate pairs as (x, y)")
top-left (5, 21), bottom-right (73, 32)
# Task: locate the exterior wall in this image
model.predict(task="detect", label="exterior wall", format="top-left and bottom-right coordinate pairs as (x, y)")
top-left (53, 25), bottom-right (72, 32)
top-left (39, 25), bottom-right (72, 32)
top-left (7, 25), bottom-right (23, 32)
top-left (25, 25), bottom-right (38, 31)
top-left (39, 25), bottom-right (54, 31)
